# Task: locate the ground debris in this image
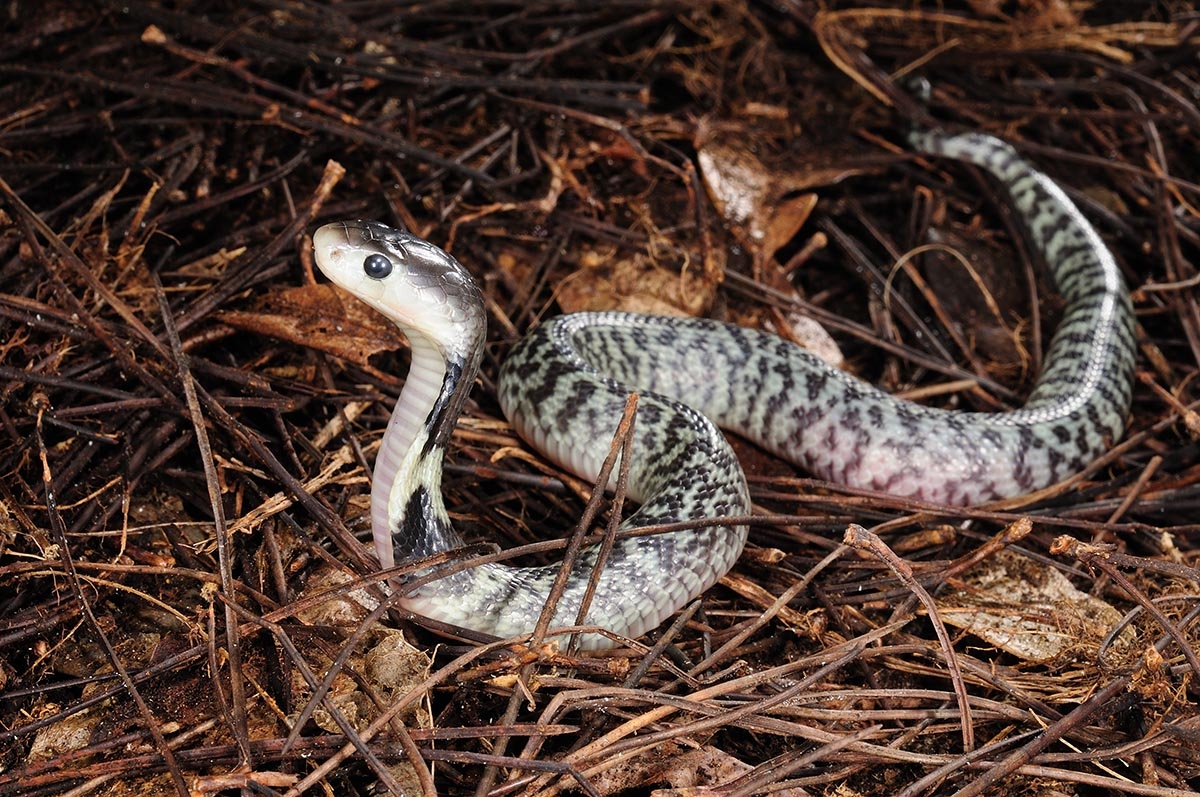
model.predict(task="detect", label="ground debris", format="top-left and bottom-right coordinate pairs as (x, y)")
top-left (1, 2), bottom-right (1197, 796)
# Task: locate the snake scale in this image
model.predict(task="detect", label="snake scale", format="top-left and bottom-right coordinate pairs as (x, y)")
top-left (311, 129), bottom-right (1136, 648)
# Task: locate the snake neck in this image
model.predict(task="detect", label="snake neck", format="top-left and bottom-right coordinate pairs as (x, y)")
top-left (371, 325), bottom-right (481, 572)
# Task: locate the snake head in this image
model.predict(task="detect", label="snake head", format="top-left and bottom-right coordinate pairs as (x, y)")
top-left (312, 220), bottom-right (486, 357)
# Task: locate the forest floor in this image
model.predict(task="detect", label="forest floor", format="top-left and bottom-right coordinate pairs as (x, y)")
top-left (1, 2), bottom-right (1198, 796)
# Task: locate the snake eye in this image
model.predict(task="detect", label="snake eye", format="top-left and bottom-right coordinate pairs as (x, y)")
top-left (363, 253), bottom-right (393, 280)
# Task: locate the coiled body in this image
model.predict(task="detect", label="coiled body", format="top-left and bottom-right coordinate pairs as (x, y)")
top-left (311, 129), bottom-right (1136, 648)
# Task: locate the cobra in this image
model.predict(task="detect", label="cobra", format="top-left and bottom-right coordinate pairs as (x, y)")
top-left (311, 129), bottom-right (1136, 648)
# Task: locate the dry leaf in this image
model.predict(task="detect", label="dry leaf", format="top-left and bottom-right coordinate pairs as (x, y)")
top-left (937, 548), bottom-right (1135, 664)
top-left (289, 567), bottom-right (431, 791)
top-left (591, 739), bottom-right (807, 797)
top-left (219, 283), bottom-right (404, 366)
top-left (695, 119), bottom-right (864, 265)
top-left (555, 243), bottom-right (720, 317)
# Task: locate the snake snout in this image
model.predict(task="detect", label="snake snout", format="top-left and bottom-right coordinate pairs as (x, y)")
top-left (312, 223), bottom-right (355, 268)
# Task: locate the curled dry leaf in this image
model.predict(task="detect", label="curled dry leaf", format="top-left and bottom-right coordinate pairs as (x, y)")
top-left (590, 739), bottom-right (808, 797)
top-left (27, 708), bottom-right (100, 764)
top-left (218, 283), bottom-right (405, 367)
top-left (695, 119), bottom-right (855, 366)
top-left (290, 567), bottom-right (432, 789)
top-left (555, 243), bottom-right (721, 317)
top-left (936, 548), bottom-right (1136, 665)
top-left (695, 119), bottom-right (863, 265)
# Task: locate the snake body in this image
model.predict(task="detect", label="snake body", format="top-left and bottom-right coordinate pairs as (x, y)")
top-left (312, 130), bottom-right (1136, 648)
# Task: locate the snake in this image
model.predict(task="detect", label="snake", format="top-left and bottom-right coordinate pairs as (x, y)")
top-left (311, 129), bottom-right (1136, 648)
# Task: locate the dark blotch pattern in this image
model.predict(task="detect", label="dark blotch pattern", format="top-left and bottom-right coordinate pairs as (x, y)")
top-left (400, 130), bottom-right (1136, 648)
